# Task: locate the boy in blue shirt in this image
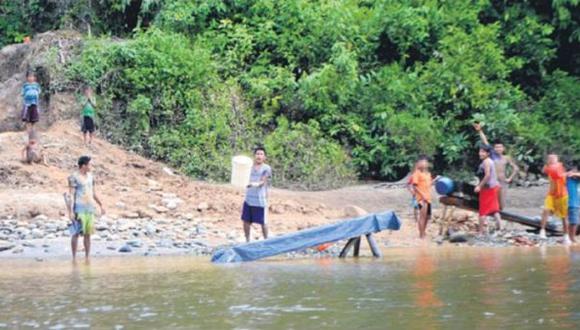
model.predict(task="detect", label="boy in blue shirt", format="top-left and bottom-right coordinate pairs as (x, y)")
top-left (21, 72), bottom-right (41, 133)
top-left (567, 165), bottom-right (580, 244)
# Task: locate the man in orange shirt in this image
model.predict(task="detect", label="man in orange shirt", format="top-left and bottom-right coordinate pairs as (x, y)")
top-left (410, 156), bottom-right (434, 239)
top-left (539, 153), bottom-right (570, 244)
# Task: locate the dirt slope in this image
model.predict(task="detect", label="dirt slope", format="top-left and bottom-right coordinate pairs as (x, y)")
top-left (0, 121), bottom-right (354, 238)
top-left (0, 31), bottom-right (82, 132)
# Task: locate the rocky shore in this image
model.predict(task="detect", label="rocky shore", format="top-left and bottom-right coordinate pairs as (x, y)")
top-left (0, 211), bottom-right (572, 261)
top-left (0, 214), bottom-right (218, 259)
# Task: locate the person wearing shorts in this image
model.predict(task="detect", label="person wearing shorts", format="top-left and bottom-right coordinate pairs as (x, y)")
top-left (82, 116), bottom-right (95, 134)
top-left (241, 147), bottom-right (272, 242)
top-left (22, 104), bottom-right (39, 124)
top-left (68, 156), bottom-right (105, 260)
top-left (474, 144), bottom-right (502, 235)
top-left (21, 72), bottom-right (41, 133)
top-left (81, 86), bottom-right (97, 145)
top-left (539, 154), bottom-right (570, 244)
top-left (410, 156), bottom-right (435, 239)
top-left (566, 167), bottom-right (580, 243)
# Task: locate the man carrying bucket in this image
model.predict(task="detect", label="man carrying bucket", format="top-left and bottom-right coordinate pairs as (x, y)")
top-left (241, 147), bottom-right (272, 242)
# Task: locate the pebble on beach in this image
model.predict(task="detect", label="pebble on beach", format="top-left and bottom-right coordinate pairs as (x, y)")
top-left (118, 245), bottom-right (133, 253)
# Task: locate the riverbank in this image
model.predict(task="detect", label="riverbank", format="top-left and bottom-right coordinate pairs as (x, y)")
top-left (0, 121), bottom-right (571, 261)
top-left (0, 202), bottom-right (573, 261)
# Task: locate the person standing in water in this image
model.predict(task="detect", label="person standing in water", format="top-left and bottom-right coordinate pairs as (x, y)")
top-left (21, 72), bottom-right (41, 133)
top-left (539, 153), bottom-right (570, 244)
top-left (473, 123), bottom-right (519, 210)
top-left (80, 86), bottom-right (97, 146)
top-left (474, 144), bottom-right (503, 235)
top-left (68, 156), bottom-right (105, 260)
top-left (241, 147), bottom-right (272, 242)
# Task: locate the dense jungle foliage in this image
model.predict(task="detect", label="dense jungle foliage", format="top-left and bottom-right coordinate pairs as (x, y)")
top-left (1, 0), bottom-right (579, 188)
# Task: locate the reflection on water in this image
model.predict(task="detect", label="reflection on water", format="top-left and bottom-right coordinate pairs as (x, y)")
top-left (412, 251), bottom-right (442, 308)
top-left (411, 251), bottom-right (443, 330)
top-left (545, 250), bottom-right (573, 327)
top-left (0, 247), bottom-right (579, 329)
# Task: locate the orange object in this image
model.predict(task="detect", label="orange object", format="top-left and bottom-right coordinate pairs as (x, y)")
top-left (411, 171), bottom-right (433, 203)
top-left (544, 163), bottom-right (567, 197)
top-left (23, 36), bottom-right (31, 44)
top-left (316, 243), bottom-right (332, 251)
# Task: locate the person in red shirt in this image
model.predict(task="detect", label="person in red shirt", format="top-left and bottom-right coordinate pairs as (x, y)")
top-left (539, 153), bottom-right (570, 244)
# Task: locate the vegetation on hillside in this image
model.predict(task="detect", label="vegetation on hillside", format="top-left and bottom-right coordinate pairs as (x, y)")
top-left (1, 0), bottom-right (579, 188)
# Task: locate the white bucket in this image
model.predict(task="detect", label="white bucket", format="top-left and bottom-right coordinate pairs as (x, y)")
top-left (231, 155), bottom-right (253, 188)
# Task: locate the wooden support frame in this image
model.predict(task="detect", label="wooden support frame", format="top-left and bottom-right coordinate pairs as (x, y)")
top-left (353, 237), bottom-right (361, 257)
top-left (339, 234), bottom-right (381, 258)
top-left (366, 233), bottom-right (382, 258)
top-left (339, 238), bottom-right (357, 258)
top-left (438, 204), bottom-right (456, 237)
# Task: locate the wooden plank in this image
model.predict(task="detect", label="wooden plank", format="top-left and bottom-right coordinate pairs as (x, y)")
top-left (500, 211), bottom-right (561, 234)
top-left (366, 234), bottom-right (382, 258)
top-left (439, 205), bottom-right (448, 236)
top-left (439, 196), bottom-right (562, 234)
top-left (439, 196), bottom-right (478, 211)
top-left (439, 205), bottom-right (456, 236)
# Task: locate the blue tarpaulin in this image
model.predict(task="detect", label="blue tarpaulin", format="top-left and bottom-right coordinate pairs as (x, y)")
top-left (211, 211), bottom-right (401, 263)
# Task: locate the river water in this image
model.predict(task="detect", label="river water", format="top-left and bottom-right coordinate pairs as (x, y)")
top-left (1, 246), bottom-right (579, 329)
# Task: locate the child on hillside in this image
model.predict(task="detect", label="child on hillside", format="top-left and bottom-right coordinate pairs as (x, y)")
top-left (474, 144), bottom-right (502, 235)
top-left (539, 153), bottom-right (570, 244)
top-left (80, 86), bottom-right (97, 145)
top-left (21, 130), bottom-right (47, 166)
top-left (410, 156), bottom-right (434, 239)
top-left (21, 72), bottom-right (41, 133)
top-left (565, 164), bottom-right (579, 244)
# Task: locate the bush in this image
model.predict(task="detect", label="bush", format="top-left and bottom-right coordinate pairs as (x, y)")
top-left (57, 0), bottom-right (579, 185)
top-left (149, 82), bottom-right (258, 181)
top-left (68, 30), bottom-right (257, 180)
top-left (264, 118), bottom-right (356, 190)
top-left (0, 0), bottom-right (163, 47)
top-left (520, 71), bottom-right (580, 167)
